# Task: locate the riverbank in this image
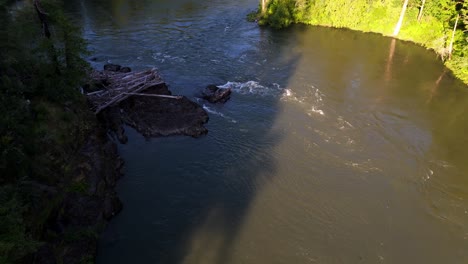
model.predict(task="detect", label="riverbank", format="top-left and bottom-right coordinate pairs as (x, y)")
top-left (31, 124), bottom-right (124, 264)
top-left (252, 0), bottom-right (468, 85)
top-left (44, 66), bottom-right (210, 263)
top-left (0, 58), bottom-right (210, 263)
top-left (0, 98), bottom-right (124, 263)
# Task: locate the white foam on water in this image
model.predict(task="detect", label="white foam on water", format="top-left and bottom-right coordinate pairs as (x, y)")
top-left (337, 116), bottom-right (354, 130)
top-left (202, 105), bottom-right (237, 123)
top-left (219, 81), bottom-right (283, 97)
top-left (152, 52), bottom-right (186, 63)
top-left (282, 85), bottom-right (326, 117)
top-left (281, 88), bottom-right (306, 103)
top-left (344, 159), bottom-right (382, 173)
top-left (308, 106), bottom-right (325, 116)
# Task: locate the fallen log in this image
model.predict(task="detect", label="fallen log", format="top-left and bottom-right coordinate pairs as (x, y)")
top-left (87, 67), bottom-right (169, 114)
top-left (93, 81), bottom-right (166, 114)
top-left (123, 93), bottom-right (183, 99)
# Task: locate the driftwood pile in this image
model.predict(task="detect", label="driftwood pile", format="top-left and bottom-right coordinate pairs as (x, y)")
top-left (86, 68), bottom-right (181, 114)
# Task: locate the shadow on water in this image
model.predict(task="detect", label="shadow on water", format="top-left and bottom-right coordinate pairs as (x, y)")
top-left (65, 0), bottom-right (468, 262)
top-left (106, 31), bottom-right (299, 264)
top-left (65, 0), bottom-right (302, 263)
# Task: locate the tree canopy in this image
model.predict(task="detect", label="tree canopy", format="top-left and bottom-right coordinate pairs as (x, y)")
top-left (257, 0), bottom-right (468, 83)
top-left (0, 0), bottom-right (92, 262)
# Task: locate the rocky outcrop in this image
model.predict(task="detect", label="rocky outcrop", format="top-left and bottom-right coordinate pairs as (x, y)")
top-left (17, 62), bottom-right (209, 264)
top-left (121, 83), bottom-right (209, 137)
top-left (201, 84), bottom-right (231, 103)
top-left (33, 129), bottom-right (124, 264)
top-left (100, 83), bottom-right (209, 140)
top-left (38, 66), bottom-right (208, 263)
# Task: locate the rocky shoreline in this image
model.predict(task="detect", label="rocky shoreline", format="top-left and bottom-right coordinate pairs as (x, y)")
top-left (32, 62), bottom-right (236, 263)
top-left (24, 62), bottom-right (222, 263)
top-left (33, 126), bottom-right (124, 264)
top-left (36, 64), bottom-right (221, 263)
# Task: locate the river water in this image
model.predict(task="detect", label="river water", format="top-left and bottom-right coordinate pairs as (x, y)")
top-left (67, 0), bottom-right (468, 263)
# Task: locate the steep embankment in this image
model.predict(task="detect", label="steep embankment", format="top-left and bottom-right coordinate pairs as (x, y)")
top-left (0, 101), bottom-right (122, 263)
top-left (1, 72), bottom-right (209, 264)
top-left (31, 125), bottom-right (124, 263)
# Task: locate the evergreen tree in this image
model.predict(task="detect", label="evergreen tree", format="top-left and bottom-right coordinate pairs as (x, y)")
top-left (0, 1), bottom-right (91, 262)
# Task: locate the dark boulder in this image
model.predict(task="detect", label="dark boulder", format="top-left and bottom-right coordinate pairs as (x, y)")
top-left (103, 63), bottom-right (121, 72)
top-left (103, 64), bottom-right (131, 73)
top-left (119, 67), bottom-right (132, 73)
top-left (97, 76), bottom-right (208, 139)
top-left (202, 85), bottom-right (231, 103)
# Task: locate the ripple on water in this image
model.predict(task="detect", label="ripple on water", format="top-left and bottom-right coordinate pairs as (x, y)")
top-left (219, 81), bottom-right (283, 97)
top-left (80, 1), bottom-right (468, 261)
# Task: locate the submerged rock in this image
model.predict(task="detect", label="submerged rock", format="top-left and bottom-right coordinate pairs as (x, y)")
top-left (202, 84), bottom-right (231, 103)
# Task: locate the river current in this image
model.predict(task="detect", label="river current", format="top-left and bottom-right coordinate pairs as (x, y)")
top-left (67, 0), bottom-right (468, 263)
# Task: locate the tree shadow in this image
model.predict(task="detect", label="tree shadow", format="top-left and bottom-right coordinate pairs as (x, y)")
top-left (66, 0), bottom-right (304, 263)
top-left (101, 37), bottom-right (299, 264)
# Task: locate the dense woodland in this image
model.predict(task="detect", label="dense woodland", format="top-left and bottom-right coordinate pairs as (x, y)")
top-left (255, 0), bottom-right (468, 83)
top-left (0, 0), bottom-right (94, 262)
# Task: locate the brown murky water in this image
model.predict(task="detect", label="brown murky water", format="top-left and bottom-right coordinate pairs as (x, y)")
top-left (68, 0), bottom-right (468, 263)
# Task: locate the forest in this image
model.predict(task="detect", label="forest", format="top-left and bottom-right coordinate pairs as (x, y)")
top-left (0, 0), bottom-right (97, 262)
top-left (256, 0), bottom-right (468, 84)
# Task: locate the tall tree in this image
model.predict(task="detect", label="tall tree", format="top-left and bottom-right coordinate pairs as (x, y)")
top-left (261, 0), bottom-right (269, 14)
top-left (393, 0), bottom-right (410, 36)
top-left (418, 0), bottom-right (426, 22)
top-left (447, 13), bottom-right (460, 59)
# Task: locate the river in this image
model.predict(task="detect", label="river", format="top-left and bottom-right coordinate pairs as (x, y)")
top-left (66, 0), bottom-right (468, 263)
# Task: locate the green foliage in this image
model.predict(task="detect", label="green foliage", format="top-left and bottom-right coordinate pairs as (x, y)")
top-left (0, 185), bottom-right (41, 263)
top-left (68, 180), bottom-right (90, 194)
top-left (256, 0), bottom-right (468, 85)
top-left (258, 0), bottom-right (294, 28)
top-left (0, 0), bottom-right (90, 182)
top-left (247, 10), bottom-right (261, 22)
top-left (0, 0), bottom-right (94, 262)
top-left (63, 228), bottom-right (98, 243)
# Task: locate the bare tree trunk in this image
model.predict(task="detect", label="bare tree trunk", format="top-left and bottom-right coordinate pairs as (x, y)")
top-left (261, 0), bottom-right (268, 14)
top-left (33, 0), bottom-right (50, 38)
top-left (448, 14), bottom-right (459, 60)
top-left (417, 0), bottom-right (426, 22)
top-left (33, 0), bottom-right (60, 74)
top-left (393, 0), bottom-right (409, 36)
top-left (64, 31), bottom-right (72, 68)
